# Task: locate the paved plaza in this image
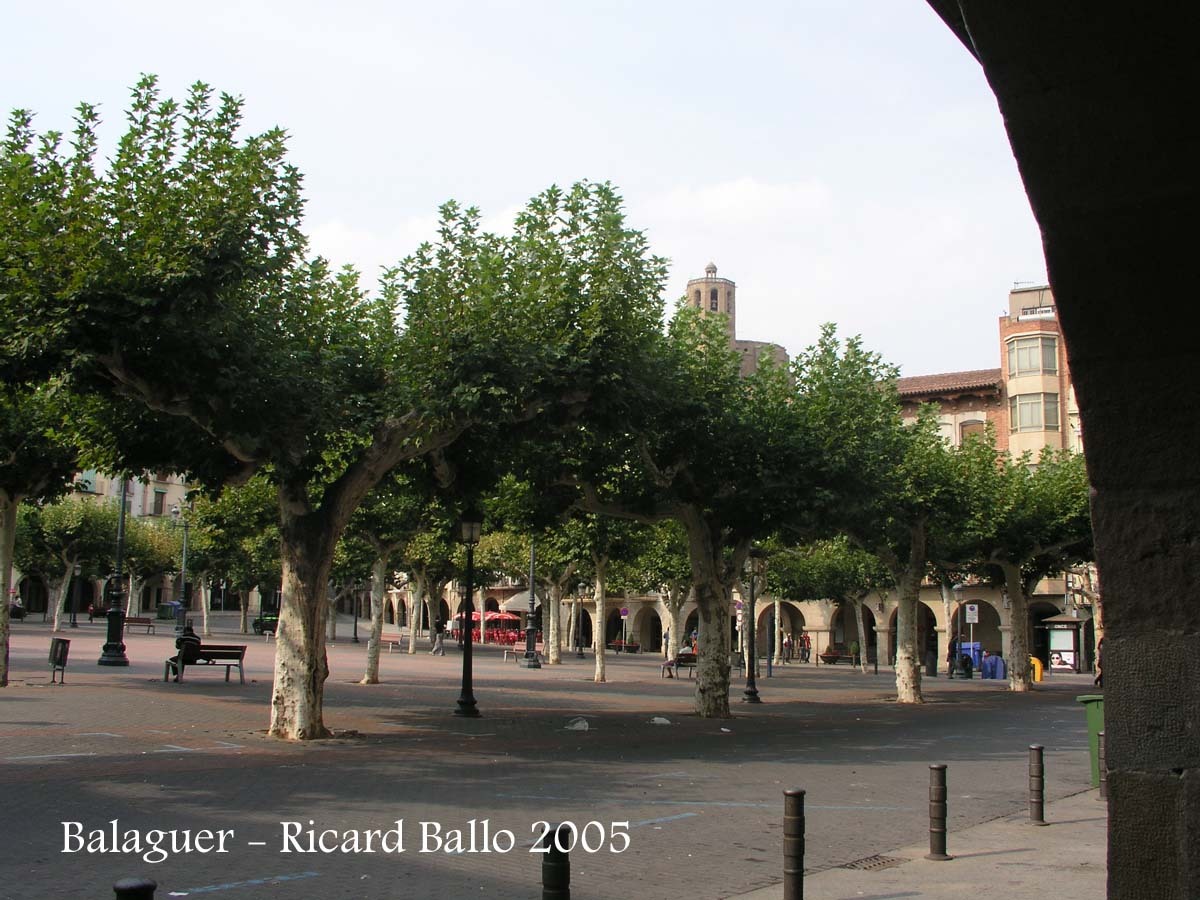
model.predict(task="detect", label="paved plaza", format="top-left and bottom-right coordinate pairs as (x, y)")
top-left (0, 619), bottom-right (1105, 899)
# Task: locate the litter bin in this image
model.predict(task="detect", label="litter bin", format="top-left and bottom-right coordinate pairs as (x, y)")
top-left (49, 637), bottom-right (70, 683)
top-left (1076, 694), bottom-right (1105, 787)
top-left (1029, 656), bottom-right (1044, 682)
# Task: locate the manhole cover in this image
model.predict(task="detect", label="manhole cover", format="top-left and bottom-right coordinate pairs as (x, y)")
top-left (840, 854), bottom-right (907, 871)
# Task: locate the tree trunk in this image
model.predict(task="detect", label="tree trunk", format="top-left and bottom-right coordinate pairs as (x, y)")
top-left (851, 596), bottom-right (869, 674)
top-left (406, 581), bottom-right (423, 654)
top-left (893, 567), bottom-right (923, 702)
top-left (50, 560), bottom-right (71, 632)
top-left (126, 575), bottom-right (144, 617)
top-left (693, 573), bottom-right (733, 717)
top-left (998, 561), bottom-right (1033, 692)
top-left (664, 585), bottom-right (687, 661)
top-left (198, 575), bottom-right (212, 636)
top-left (564, 598), bottom-right (577, 655)
top-left (326, 586), bottom-right (338, 643)
top-left (268, 514), bottom-right (335, 741)
top-left (545, 582), bottom-right (562, 664)
top-left (0, 494), bottom-right (18, 687)
top-left (592, 569), bottom-right (607, 682)
top-left (238, 591), bottom-right (248, 634)
top-left (361, 558), bottom-right (387, 684)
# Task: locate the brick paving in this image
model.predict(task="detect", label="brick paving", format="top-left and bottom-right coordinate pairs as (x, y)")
top-left (0, 620), bottom-right (1102, 899)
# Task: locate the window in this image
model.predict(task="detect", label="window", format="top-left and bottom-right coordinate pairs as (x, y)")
top-left (710, 288), bottom-right (719, 311)
top-left (152, 490), bottom-right (167, 516)
top-left (694, 290), bottom-right (701, 309)
top-left (1008, 335), bottom-right (1057, 376)
top-left (960, 420), bottom-right (986, 442)
top-left (1009, 393), bottom-right (1060, 432)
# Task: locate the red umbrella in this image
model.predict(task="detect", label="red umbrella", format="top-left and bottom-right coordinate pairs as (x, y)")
top-left (485, 611), bottom-right (520, 622)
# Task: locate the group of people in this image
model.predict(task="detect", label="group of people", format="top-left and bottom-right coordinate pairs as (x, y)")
top-left (784, 632), bottom-right (812, 662)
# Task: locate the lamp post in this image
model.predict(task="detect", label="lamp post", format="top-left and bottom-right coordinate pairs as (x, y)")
top-left (352, 584), bottom-right (361, 643)
top-left (950, 582), bottom-right (964, 677)
top-left (99, 479), bottom-right (130, 666)
top-left (454, 514), bottom-right (482, 718)
top-left (70, 563), bottom-right (81, 628)
top-left (170, 504), bottom-right (190, 637)
top-left (742, 547), bottom-right (767, 703)
top-left (520, 539), bottom-right (541, 668)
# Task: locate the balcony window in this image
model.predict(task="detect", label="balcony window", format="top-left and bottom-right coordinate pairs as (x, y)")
top-left (1008, 335), bottom-right (1058, 376)
top-left (1010, 393), bottom-right (1060, 432)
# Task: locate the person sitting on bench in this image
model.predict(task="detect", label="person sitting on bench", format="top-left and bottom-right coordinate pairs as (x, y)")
top-left (166, 626), bottom-right (204, 681)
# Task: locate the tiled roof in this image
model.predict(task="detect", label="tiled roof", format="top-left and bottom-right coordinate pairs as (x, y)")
top-left (895, 368), bottom-right (1002, 398)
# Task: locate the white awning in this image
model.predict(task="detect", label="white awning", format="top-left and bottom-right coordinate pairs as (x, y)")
top-left (503, 591), bottom-right (542, 612)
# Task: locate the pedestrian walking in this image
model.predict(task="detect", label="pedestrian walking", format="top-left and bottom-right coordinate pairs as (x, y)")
top-left (430, 619), bottom-right (446, 656)
top-left (800, 632), bottom-right (811, 663)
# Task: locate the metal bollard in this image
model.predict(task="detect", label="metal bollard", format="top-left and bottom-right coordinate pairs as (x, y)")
top-left (540, 823), bottom-right (571, 900)
top-left (783, 789), bottom-right (805, 900)
top-left (925, 764), bottom-right (951, 860)
top-left (113, 877), bottom-right (156, 899)
top-left (1098, 731), bottom-right (1107, 800)
top-left (1029, 745), bottom-right (1047, 825)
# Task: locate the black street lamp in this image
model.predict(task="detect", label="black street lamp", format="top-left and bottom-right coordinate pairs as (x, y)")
top-left (352, 585), bottom-right (361, 643)
top-left (742, 547), bottom-right (767, 703)
top-left (70, 563), bottom-right (81, 628)
top-left (454, 514), bottom-right (483, 718)
top-left (170, 504), bottom-right (190, 636)
top-left (99, 479), bottom-right (130, 666)
top-left (520, 539), bottom-right (541, 668)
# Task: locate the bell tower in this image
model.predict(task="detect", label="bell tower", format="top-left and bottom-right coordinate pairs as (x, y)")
top-left (686, 262), bottom-right (736, 338)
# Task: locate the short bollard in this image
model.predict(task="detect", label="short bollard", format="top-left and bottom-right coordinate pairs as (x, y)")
top-left (783, 789), bottom-right (805, 900)
top-left (539, 823), bottom-right (571, 900)
top-left (1098, 731), bottom-right (1108, 800)
top-left (113, 877), bottom-right (156, 899)
top-left (925, 764), bottom-right (951, 860)
top-left (1029, 745), bottom-right (1047, 826)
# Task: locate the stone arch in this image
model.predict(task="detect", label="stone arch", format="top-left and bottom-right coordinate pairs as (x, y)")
top-left (1027, 601), bottom-right (1061, 668)
top-left (948, 598), bottom-right (1005, 660)
top-left (831, 602), bottom-right (878, 663)
top-left (17, 575), bottom-right (48, 616)
top-left (630, 606), bottom-right (663, 651)
top-left (604, 608), bottom-right (624, 645)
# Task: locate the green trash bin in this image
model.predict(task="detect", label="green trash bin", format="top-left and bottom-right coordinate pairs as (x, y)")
top-left (1076, 693), bottom-right (1105, 787)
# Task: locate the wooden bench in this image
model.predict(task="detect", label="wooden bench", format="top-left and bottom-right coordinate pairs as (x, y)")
top-left (123, 616), bottom-right (156, 634)
top-left (662, 651), bottom-right (698, 678)
top-left (819, 652), bottom-right (855, 665)
top-left (504, 649), bottom-right (544, 663)
top-left (607, 642), bottom-right (641, 654)
top-left (164, 644), bottom-right (247, 684)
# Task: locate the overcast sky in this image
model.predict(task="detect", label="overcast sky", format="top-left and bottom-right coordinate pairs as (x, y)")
top-left (4, 1), bottom-right (1047, 376)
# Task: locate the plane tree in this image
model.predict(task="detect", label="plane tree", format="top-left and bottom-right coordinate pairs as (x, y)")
top-left (768, 537), bottom-right (891, 674)
top-left (14, 497), bottom-right (119, 631)
top-left (119, 515), bottom-right (179, 619)
top-left (3, 79), bottom-right (666, 737)
top-left (0, 382), bottom-right (83, 685)
top-left (824, 405), bottom-right (965, 703)
top-left (946, 436), bottom-right (1093, 691)
top-left (624, 521), bottom-right (692, 661)
top-left (559, 318), bottom-right (890, 717)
